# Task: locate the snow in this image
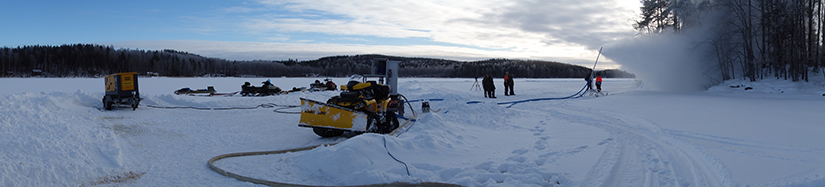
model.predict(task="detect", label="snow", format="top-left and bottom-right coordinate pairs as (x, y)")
top-left (1, 76), bottom-right (825, 187)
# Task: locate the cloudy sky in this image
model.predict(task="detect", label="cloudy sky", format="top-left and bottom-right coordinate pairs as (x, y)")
top-left (2, 0), bottom-right (640, 69)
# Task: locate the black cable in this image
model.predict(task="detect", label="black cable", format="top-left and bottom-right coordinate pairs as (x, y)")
top-left (273, 106), bottom-right (302, 114)
top-left (145, 103), bottom-right (300, 113)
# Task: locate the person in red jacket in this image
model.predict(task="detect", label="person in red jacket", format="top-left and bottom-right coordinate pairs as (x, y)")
top-left (595, 74), bottom-right (603, 92)
top-left (503, 72), bottom-right (515, 96)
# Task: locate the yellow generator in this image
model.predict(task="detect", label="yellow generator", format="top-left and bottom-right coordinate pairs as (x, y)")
top-left (299, 59), bottom-right (403, 137)
top-left (103, 72), bottom-right (141, 110)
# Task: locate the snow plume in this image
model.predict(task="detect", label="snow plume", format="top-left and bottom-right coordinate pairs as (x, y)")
top-left (602, 33), bottom-right (719, 92)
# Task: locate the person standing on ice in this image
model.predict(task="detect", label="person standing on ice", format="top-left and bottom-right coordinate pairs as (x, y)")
top-left (482, 74), bottom-right (496, 98)
top-left (595, 74), bottom-right (603, 92)
top-left (503, 71), bottom-right (515, 96)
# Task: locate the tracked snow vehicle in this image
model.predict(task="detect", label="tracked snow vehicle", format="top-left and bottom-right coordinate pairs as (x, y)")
top-left (299, 59), bottom-right (404, 137)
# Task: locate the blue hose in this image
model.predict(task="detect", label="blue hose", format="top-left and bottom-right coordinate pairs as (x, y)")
top-left (497, 82), bottom-right (591, 108)
top-left (383, 137), bottom-right (410, 176)
top-left (399, 81), bottom-right (591, 118)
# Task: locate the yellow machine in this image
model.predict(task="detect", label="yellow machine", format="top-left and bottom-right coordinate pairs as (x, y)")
top-left (299, 59), bottom-right (403, 137)
top-left (299, 80), bottom-right (400, 137)
top-left (103, 72), bottom-right (141, 110)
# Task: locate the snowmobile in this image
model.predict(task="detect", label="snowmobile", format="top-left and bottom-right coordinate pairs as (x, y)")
top-left (308, 80), bottom-right (326, 92)
top-left (102, 72), bottom-right (141, 110)
top-left (308, 78), bottom-right (337, 92)
top-left (174, 86), bottom-right (216, 95)
top-left (240, 80), bottom-right (283, 96)
top-left (299, 75), bottom-right (401, 137)
top-left (323, 78), bottom-right (337, 91)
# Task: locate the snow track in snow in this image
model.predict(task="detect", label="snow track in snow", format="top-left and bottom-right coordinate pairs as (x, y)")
top-left (520, 101), bottom-right (731, 187)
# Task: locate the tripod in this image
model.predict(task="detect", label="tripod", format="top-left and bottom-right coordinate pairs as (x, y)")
top-left (471, 77), bottom-right (482, 91)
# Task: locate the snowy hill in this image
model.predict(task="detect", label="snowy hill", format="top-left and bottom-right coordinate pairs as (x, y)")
top-left (1, 77), bottom-right (824, 186)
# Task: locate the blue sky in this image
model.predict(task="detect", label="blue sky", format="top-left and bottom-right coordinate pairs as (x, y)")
top-left (2, 0), bottom-right (641, 69)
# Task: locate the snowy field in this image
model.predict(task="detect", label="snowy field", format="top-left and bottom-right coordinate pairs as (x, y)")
top-left (1, 76), bottom-right (825, 187)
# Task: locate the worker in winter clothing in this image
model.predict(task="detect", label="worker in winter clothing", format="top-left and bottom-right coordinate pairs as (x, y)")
top-left (482, 74), bottom-right (496, 98)
top-left (261, 80), bottom-right (282, 95)
top-left (503, 72), bottom-right (515, 96)
top-left (595, 75), bottom-right (603, 92)
top-left (310, 80), bottom-right (325, 90)
top-left (324, 78), bottom-right (337, 91)
top-left (242, 82), bottom-right (252, 91)
top-left (241, 82), bottom-right (254, 96)
top-left (584, 75), bottom-right (592, 90)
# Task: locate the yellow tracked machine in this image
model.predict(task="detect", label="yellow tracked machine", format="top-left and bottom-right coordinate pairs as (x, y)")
top-left (299, 59), bottom-right (405, 137)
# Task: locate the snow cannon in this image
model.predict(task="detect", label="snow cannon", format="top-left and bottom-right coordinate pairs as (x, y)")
top-left (299, 59), bottom-right (404, 137)
top-left (102, 72), bottom-right (141, 110)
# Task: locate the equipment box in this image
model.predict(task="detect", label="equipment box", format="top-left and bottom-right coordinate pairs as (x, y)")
top-left (102, 72), bottom-right (141, 110)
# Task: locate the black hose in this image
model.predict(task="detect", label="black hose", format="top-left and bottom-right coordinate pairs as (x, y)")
top-left (145, 103), bottom-right (301, 114)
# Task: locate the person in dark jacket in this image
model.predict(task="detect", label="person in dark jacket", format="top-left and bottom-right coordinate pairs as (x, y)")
top-left (503, 72), bottom-right (515, 96)
top-left (324, 78), bottom-right (337, 91)
top-left (241, 82), bottom-right (256, 96)
top-left (482, 74), bottom-right (496, 98)
top-left (261, 80), bottom-right (282, 95)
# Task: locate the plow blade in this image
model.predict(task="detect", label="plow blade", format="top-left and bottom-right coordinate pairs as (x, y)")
top-left (298, 98), bottom-right (369, 132)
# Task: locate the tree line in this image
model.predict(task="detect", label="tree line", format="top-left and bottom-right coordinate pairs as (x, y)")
top-left (0, 44), bottom-right (635, 78)
top-left (635, 0), bottom-right (825, 82)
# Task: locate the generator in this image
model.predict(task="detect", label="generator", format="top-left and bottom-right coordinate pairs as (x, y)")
top-left (102, 72), bottom-right (141, 110)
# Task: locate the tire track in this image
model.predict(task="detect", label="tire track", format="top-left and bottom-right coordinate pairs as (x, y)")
top-left (529, 102), bottom-right (731, 187)
top-left (666, 129), bottom-right (825, 163)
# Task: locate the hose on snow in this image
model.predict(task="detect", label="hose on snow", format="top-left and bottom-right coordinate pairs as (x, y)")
top-left (206, 93), bottom-right (461, 187)
top-left (145, 103), bottom-right (302, 114)
top-left (406, 81), bottom-right (592, 108)
top-left (205, 81), bottom-right (593, 186)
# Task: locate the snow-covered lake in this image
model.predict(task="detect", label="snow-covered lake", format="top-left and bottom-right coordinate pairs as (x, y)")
top-left (1, 76), bottom-right (824, 186)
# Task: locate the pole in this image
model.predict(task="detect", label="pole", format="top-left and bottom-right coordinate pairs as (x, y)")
top-left (591, 47), bottom-right (603, 78)
top-left (590, 47), bottom-right (603, 90)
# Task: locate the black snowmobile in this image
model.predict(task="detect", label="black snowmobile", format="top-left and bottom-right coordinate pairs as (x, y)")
top-left (174, 86), bottom-right (216, 95)
top-left (308, 78), bottom-right (337, 92)
top-left (241, 81), bottom-right (282, 96)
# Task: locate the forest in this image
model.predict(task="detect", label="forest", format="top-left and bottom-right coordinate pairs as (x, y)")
top-left (0, 44), bottom-right (634, 79)
top-left (636, 0), bottom-right (825, 82)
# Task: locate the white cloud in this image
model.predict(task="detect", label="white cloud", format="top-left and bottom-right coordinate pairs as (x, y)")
top-left (242, 18), bottom-right (432, 38)
top-left (222, 6), bottom-right (260, 13)
top-left (250, 0), bottom-right (635, 48)
top-left (113, 0), bottom-right (638, 70)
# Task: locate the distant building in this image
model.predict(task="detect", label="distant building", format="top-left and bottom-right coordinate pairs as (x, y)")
top-left (32, 69), bottom-right (42, 76)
